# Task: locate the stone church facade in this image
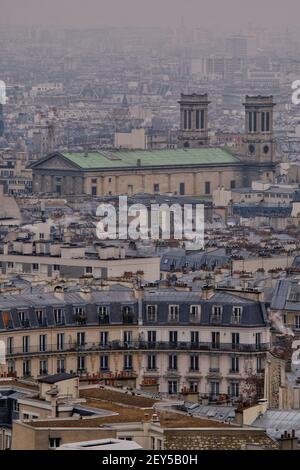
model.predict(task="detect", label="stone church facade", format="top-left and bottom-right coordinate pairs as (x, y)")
top-left (30, 94), bottom-right (278, 197)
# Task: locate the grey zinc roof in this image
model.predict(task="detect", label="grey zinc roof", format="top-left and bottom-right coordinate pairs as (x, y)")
top-left (251, 410), bottom-right (300, 440)
top-left (38, 373), bottom-right (78, 384)
top-left (0, 287), bottom-right (267, 330)
top-left (160, 248), bottom-right (230, 272)
top-left (292, 255), bottom-right (300, 268)
top-left (271, 278), bottom-right (300, 311)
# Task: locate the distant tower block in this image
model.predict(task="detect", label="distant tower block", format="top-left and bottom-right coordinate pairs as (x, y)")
top-left (178, 93), bottom-right (210, 148)
top-left (243, 95), bottom-right (276, 163)
top-left (0, 104), bottom-right (4, 137)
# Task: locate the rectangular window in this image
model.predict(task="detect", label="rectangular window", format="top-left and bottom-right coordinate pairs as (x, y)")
top-left (85, 266), bottom-right (93, 274)
top-left (91, 186), bottom-right (97, 196)
top-left (168, 380), bottom-right (178, 395)
top-left (49, 438), bottom-right (61, 449)
top-left (57, 358), bottom-right (65, 374)
top-left (147, 330), bottom-right (156, 345)
top-left (32, 263), bottom-right (39, 271)
top-left (36, 309), bottom-right (46, 326)
top-left (123, 331), bottom-right (132, 346)
top-left (77, 356), bottom-right (85, 371)
top-left (8, 360), bottom-right (15, 374)
top-left (124, 354), bottom-right (133, 370)
top-left (54, 308), bottom-right (64, 325)
top-left (212, 332), bottom-right (220, 349)
top-left (98, 306), bottom-right (109, 324)
top-left (261, 112), bottom-right (265, 132)
top-left (232, 306), bottom-right (242, 324)
top-left (188, 110), bottom-right (192, 129)
top-left (168, 305), bottom-right (179, 322)
top-left (190, 305), bottom-right (201, 322)
top-left (230, 180), bottom-right (236, 189)
top-left (22, 336), bottom-right (30, 353)
top-left (7, 337), bottom-right (13, 354)
top-left (100, 331), bottom-right (109, 346)
top-left (39, 334), bottom-right (47, 352)
top-left (249, 112), bottom-right (257, 132)
top-left (210, 381), bottom-right (219, 397)
top-left (230, 382), bottom-right (239, 398)
top-left (196, 110), bottom-right (200, 129)
top-left (190, 354), bottom-right (199, 371)
top-left (153, 184), bottom-right (160, 193)
top-left (205, 181), bottom-right (211, 195)
top-left (39, 359), bottom-right (48, 376)
top-left (19, 311), bottom-right (29, 328)
top-left (295, 316), bottom-right (300, 330)
top-left (257, 356), bottom-right (264, 372)
top-left (255, 332), bottom-right (261, 348)
top-left (146, 305), bottom-right (157, 322)
top-left (232, 332), bottom-right (240, 349)
top-left (266, 112), bottom-right (270, 132)
top-left (147, 353), bottom-right (156, 370)
top-left (183, 110), bottom-right (188, 130)
top-left (169, 330), bottom-right (178, 345)
top-left (100, 355), bottom-right (109, 371)
top-left (189, 381), bottom-right (198, 393)
top-left (57, 333), bottom-right (64, 351)
top-left (23, 359), bottom-right (31, 377)
top-left (168, 354), bottom-right (177, 370)
top-left (211, 305), bottom-right (222, 323)
top-left (191, 331), bottom-right (199, 346)
top-left (77, 332), bottom-right (85, 347)
top-left (231, 356), bottom-right (239, 373)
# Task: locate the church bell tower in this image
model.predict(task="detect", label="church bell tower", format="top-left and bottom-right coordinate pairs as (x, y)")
top-left (178, 93), bottom-right (210, 148)
top-left (243, 95), bottom-right (276, 163)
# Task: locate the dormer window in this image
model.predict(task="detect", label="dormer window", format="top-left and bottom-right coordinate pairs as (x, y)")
top-left (36, 309), bottom-right (46, 327)
top-left (54, 308), bottom-right (64, 325)
top-left (211, 306), bottom-right (222, 324)
top-left (98, 306), bottom-right (109, 324)
top-left (74, 306), bottom-right (87, 324)
top-left (168, 305), bottom-right (179, 322)
top-left (146, 305), bottom-right (157, 322)
top-left (232, 306), bottom-right (242, 324)
top-left (190, 305), bottom-right (201, 323)
top-left (122, 306), bottom-right (134, 324)
top-left (19, 311), bottom-right (30, 328)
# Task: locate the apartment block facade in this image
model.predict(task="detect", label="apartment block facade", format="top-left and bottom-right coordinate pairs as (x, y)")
top-left (0, 287), bottom-right (269, 401)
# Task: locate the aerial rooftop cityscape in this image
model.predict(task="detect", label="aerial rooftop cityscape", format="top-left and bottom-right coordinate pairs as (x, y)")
top-left (1, 0), bottom-right (300, 457)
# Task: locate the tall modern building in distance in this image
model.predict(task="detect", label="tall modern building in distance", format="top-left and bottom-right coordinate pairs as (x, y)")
top-left (0, 104), bottom-right (4, 137)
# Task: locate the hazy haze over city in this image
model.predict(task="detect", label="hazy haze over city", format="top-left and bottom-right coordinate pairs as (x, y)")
top-left (1, 0), bottom-right (300, 31)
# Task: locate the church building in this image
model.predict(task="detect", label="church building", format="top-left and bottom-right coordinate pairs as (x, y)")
top-left (30, 94), bottom-right (278, 197)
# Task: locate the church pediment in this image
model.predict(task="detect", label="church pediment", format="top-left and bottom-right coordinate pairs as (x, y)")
top-left (30, 153), bottom-right (80, 170)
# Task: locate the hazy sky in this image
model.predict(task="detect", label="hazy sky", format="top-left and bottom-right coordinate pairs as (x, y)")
top-left (1, 0), bottom-right (299, 30)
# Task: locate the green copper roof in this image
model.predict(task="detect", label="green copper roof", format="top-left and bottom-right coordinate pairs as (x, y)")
top-left (62, 148), bottom-right (240, 169)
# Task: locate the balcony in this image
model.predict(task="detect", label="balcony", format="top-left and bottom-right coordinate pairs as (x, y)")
top-left (98, 314), bottom-right (110, 325)
top-left (74, 312), bottom-right (87, 325)
top-left (5, 341), bottom-right (270, 357)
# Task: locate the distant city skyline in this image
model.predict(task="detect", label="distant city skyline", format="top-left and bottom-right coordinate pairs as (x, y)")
top-left (1, 0), bottom-right (300, 32)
